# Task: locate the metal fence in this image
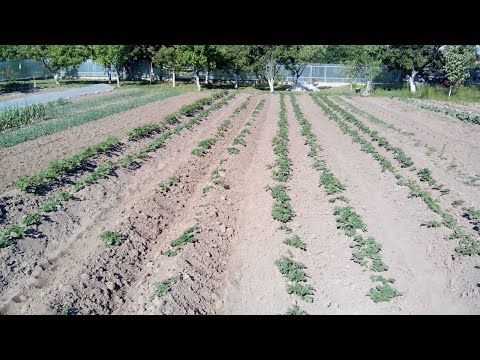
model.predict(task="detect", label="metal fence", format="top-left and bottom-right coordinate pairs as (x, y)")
top-left (1, 58), bottom-right (479, 85)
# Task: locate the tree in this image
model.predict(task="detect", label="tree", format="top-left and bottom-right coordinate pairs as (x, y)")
top-left (443, 45), bottom-right (476, 97)
top-left (321, 45), bottom-right (351, 63)
top-left (92, 45), bottom-right (131, 88)
top-left (220, 45), bottom-right (251, 89)
top-left (133, 45), bottom-right (161, 84)
top-left (154, 45), bottom-right (184, 87)
top-left (382, 45), bottom-right (442, 93)
top-left (247, 45), bottom-right (290, 92)
top-left (344, 45), bottom-right (383, 93)
top-left (284, 45), bottom-right (327, 84)
top-left (177, 45), bottom-right (209, 91)
top-left (203, 45), bottom-right (224, 84)
top-left (17, 45), bottom-right (90, 85)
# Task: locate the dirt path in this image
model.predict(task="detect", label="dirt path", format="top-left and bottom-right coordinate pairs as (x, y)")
top-left (0, 91), bottom-right (204, 192)
top-left (340, 96), bottom-right (480, 181)
top-left (0, 93), bottom-right (249, 314)
top-left (222, 94), bottom-right (292, 314)
top-left (297, 94), bottom-right (479, 314)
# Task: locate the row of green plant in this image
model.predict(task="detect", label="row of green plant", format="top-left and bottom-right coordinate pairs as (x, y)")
top-left (311, 95), bottom-right (480, 257)
top-left (333, 96), bottom-right (415, 137)
top-left (0, 89), bottom-right (236, 249)
top-left (321, 96), bottom-right (414, 168)
top-left (265, 94), bottom-right (313, 315)
top-left (289, 93), bottom-right (401, 303)
top-left (226, 98), bottom-right (265, 156)
top-left (0, 85), bottom-right (194, 149)
top-left (13, 136), bottom-right (119, 193)
top-left (334, 96), bottom-right (479, 187)
top-left (191, 96), bottom-right (251, 157)
top-left (323, 96), bottom-right (454, 196)
top-left (161, 226), bottom-right (199, 257)
top-left (128, 91), bottom-right (229, 140)
top-left (0, 103), bottom-right (47, 132)
top-left (401, 98), bottom-right (480, 125)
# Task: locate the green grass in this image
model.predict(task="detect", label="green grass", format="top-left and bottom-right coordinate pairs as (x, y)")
top-left (372, 84), bottom-right (480, 103)
top-left (0, 84), bottom-right (196, 148)
top-left (100, 230), bottom-right (122, 246)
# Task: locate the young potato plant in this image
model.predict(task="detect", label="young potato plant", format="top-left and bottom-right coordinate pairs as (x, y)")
top-left (283, 235), bottom-right (306, 251)
top-left (158, 176), bottom-right (181, 195)
top-left (368, 275), bottom-right (402, 303)
top-left (162, 226), bottom-right (199, 257)
top-left (100, 230), bottom-right (123, 246)
top-left (275, 254), bottom-right (314, 302)
top-left (149, 276), bottom-right (179, 300)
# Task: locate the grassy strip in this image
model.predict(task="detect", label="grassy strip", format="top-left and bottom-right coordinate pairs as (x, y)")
top-left (289, 93), bottom-right (400, 302)
top-left (0, 91), bottom-right (235, 249)
top-left (312, 94), bottom-right (480, 257)
top-left (161, 226), bottom-right (198, 257)
top-left (13, 136), bottom-right (119, 193)
top-left (0, 86), bottom-right (192, 148)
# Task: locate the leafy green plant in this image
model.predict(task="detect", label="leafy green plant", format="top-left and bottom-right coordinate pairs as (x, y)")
top-left (162, 226), bottom-right (199, 257)
top-left (334, 206), bottom-right (366, 236)
top-left (452, 200), bottom-right (464, 207)
top-left (368, 275), bottom-right (401, 303)
top-left (149, 276), bottom-right (179, 300)
top-left (268, 184), bottom-right (295, 223)
top-left (287, 283), bottom-right (314, 303)
top-left (159, 175), bottom-right (180, 195)
top-left (285, 304), bottom-right (307, 315)
top-left (100, 231), bottom-right (122, 246)
top-left (227, 147), bottom-right (240, 155)
top-left (275, 255), bottom-right (307, 282)
top-left (192, 138), bottom-right (216, 157)
top-left (283, 235), bottom-right (306, 250)
top-left (421, 220), bottom-right (442, 228)
top-left (320, 171), bottom-right (345, 195)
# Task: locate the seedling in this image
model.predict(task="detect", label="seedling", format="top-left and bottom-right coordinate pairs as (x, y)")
top-left (149, 276), bottom-right (179, 300)
top-left (283, 235), bottom-right (306, 250)
top-left (100, 231), bottom-right (122, 246)
top-left (285, 304), bottom-right (307, 315)
top-left (368, 275), bottom-right (401, 303)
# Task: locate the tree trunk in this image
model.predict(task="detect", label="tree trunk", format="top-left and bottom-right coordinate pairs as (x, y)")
top-left (107, 68), bottom-right (112, 84)
top-left (115, 68), bottom-right (121, 88)
top-left (172, 70), bottom-right (176, 87)
top-left (33, 76), bottom-right (37, 89)
top-left (365, 80), bottom-right (372, 93)
top-left (234, 72), bottom-right (238, 89)
top-left (204, 70), bottom-right (209, 84)
top-left (195, 71), bottom-right (201, 91)
top-left (53, 73), bottom-right (60, 86)
top-left (448, 86), bottom-right (452, 97)
top-left (149, 61), bottom-right (153, 85)
top-left (409, 69), bottom-right (418, 93)
top-left (350, 83), bottom-right (353, 91)
top-left (267, 78), bottom-right (274, 92)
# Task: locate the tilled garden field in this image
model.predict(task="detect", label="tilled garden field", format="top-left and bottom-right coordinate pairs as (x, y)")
top-left (0, 90), bottom-right (479, 314)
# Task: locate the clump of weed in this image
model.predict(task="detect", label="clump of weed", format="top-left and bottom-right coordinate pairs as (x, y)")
top-left (162, 226), bottom-right (198, 257)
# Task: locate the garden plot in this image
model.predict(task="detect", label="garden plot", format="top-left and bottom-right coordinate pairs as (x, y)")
top-left (0, 91), bottom-right (479, 315)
